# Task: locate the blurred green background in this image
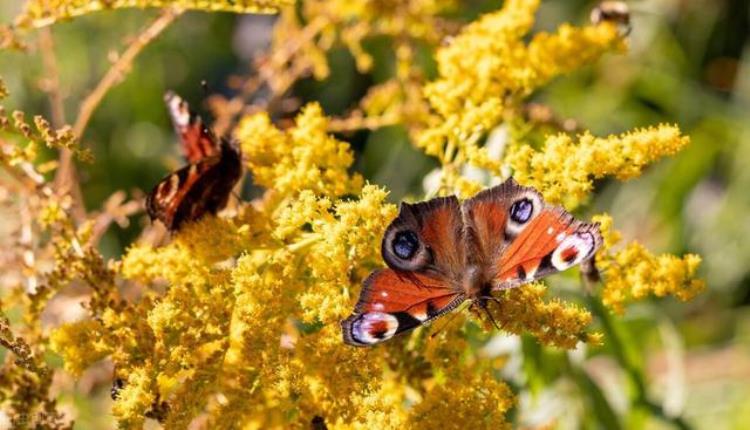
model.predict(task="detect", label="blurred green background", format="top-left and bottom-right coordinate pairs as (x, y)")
top-left (1, 1), bottom-right (750, 429)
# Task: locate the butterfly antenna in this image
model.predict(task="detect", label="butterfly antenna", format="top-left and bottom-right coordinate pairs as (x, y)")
top-left (475, 298), bottom-right (501, 331)
top-left (200, 80), bottom-right (210, 96)
top-left (483, 306), bottom-right (501, 330)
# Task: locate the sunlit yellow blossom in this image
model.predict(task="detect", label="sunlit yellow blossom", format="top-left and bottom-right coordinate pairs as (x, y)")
top-left (15, 0), bottom-right (288, 29)
top-left (111, 366), bottom-right (157, 429)
top-left (594, 214), bottom-right (706, 314)
top-left (49, 320), bottom-right (111, 376)
top-left (509, 124), bottom-right (690, 208)
top-left (236, 103), bottom-right (363, 199)
top-left (417, 0), bottom-right (624, 179)
top-left (407, 371), bottom-right (514, 429)
top-left (492, 283), bottom-right (598, 349)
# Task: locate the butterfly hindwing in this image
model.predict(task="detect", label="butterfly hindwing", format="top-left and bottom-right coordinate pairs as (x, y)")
top-left (146, 140), bottom-right (242, 231)
top-left (341, 269), bottom-right (464, 346)
top-left (147, 92), bottom-right (243, 231)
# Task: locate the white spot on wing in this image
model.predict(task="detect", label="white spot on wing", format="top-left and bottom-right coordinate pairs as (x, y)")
top-left (351, 312), bottom-right (398, 345)
top-left (555, 232), bottom-right (566, 242)
top-left (547, 227), bottom-right (554, 235)
top-left (381, 291), bottom-right (388, 297)
top-left (551, 233), bottom-right (595, 271)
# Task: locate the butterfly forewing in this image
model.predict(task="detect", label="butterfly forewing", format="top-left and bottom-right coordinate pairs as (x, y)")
top-left (463, 178), bottom-right (602, 289)
top-left (342, 196), bottom-right (468, 346)
top-left (381, 196), bottom-right (466, 278)
top-left (164, 91), bottom-right (220, 163)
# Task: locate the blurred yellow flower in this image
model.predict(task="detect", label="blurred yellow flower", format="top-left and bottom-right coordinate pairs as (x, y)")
top-left (594, 214), bottom-right (705, 314)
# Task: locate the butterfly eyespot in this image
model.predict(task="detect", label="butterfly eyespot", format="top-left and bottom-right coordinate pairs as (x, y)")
top-left (392, 230), bottom-right (419, 260)
top-left (510, 198), bottom-right (533, 223)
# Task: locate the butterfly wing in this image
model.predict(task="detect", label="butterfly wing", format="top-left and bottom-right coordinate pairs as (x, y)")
top-left (146, 140), bottom-right (242, 231)
top-left (381, 196), bottom-right (466, 278)
top-left (342, 196), bottom-right (467, 346)
top-left (463, 178), bottom-right (602, 289)
top-left (341, 269), bottom-right (464, 346)
top-left (164, 91), bottom-right (220, 163)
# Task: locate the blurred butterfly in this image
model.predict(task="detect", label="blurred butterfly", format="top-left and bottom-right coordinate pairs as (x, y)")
top-left (146, 91), bottom-right (242, 231)
top-left (341, 178), bottom-right (602, 346)
top-left (590, 1), bottom-right (631, 36)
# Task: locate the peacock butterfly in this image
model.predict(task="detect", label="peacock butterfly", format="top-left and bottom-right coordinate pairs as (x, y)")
top-left (146, 92), bottom-right (242, 231)
top-left (341, 178), bottom-right (602, 346)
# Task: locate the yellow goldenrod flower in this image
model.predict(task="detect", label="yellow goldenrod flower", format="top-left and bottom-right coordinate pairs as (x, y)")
top-left (407, 371), bottom-right (514, 429)
top-left (50, 320), bottom-right (111, 376)
top-left (594, 214), bottom-right (706, 314)
top-left (417, 0), bottom-right (624, 180)
top-left (493, 283), bottom-right (598, 349)
top-left (509, 125), bottom-right (691, 208)
top-left (236, 103), bottom-right (364, 200)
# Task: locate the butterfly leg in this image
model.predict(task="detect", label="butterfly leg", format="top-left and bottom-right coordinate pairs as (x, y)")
top-left (473, 297), bottom-right (502, 330)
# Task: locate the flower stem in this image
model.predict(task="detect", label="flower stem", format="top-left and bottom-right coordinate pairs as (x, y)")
top-left (585, 293), bottom-right (693, 430)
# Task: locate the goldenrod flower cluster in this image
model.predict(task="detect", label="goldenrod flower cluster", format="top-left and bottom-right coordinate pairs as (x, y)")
top-left (508, 125), bottom-right (691, 209)
top-left (236, 103), bottom-right (364, 199)
top-left (417, 0), bottom-right (625, 173)
top-left (593, 215), bottom-right (706, 314)
top-left (0, 1), bottom-right (709, 428)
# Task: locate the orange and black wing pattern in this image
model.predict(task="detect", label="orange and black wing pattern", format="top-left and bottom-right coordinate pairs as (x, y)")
top-left (341, 269), bottom-right (464, 346)
top-left (342, 196), bottom-right (467, 346)
top-left (146, 92), bottom-right (242, 231)
top-left (164, 91), bottom-right (220, 163)
top-left (464, 178), bottom-right (601, 289)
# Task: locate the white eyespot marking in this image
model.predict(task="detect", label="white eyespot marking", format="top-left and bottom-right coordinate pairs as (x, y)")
top-left (555, 232), bottom-right (566, 243)
top-left (373, 303), bottom-right (384, 311)
top-left (547, 227), bottom-right (554, 235)
top-left (381, 291), bottom-right (388, 298)
top-left (551, 232), bottom-right (596, 271)
top-left (350, 312), bottom-right (398, 344)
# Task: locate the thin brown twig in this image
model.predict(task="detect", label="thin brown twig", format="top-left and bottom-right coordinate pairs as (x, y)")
top-left (73, 7), bottom-right (183, 137)
top-left (38, 27), bottom-right (89, 223)
top-left (212, 16), bottom-right (327, 136)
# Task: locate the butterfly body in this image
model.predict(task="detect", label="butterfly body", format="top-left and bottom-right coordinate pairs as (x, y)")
top-left (342, 178), bottom-right (602, 346)
top-left (146, 92), bottom-right (242, 231)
